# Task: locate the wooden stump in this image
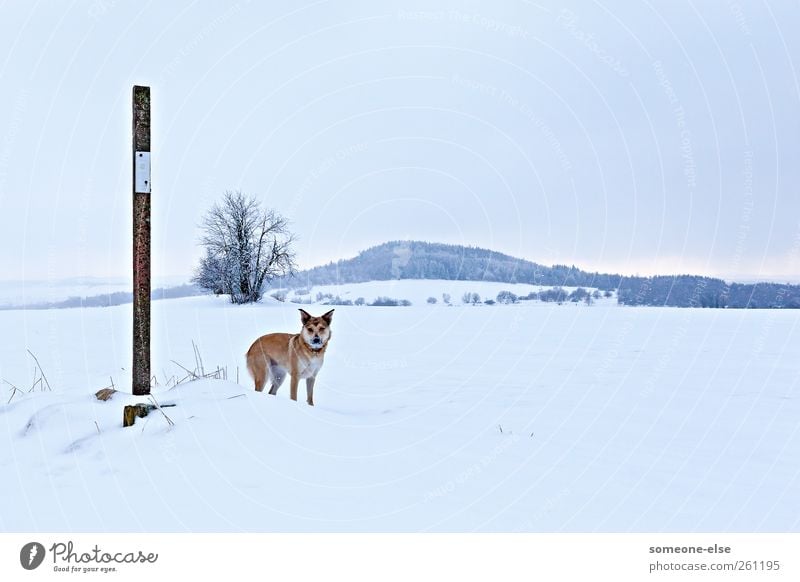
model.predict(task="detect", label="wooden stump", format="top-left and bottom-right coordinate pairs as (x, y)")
top-left (123, 403), bottom-right (151, 427)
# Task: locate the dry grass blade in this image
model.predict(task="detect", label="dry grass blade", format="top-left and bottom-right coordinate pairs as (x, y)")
top-left (26, 350), bottom-right (52, 391)
top-left (192, 340), bottom-right (205, 376)
top-left (147, 395), bottom-right (175, 428)
top-left (3, 379), bottom-right (23, 404)
top-left (170, 360), bottom-right (199, 380)
top-left (167, 342), bottom-right (227, 388)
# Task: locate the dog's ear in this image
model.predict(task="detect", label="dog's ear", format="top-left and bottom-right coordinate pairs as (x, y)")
top-left (299, 309), bottom-right (312, 325)
top-left (321, 309), bottom-right (334, 324)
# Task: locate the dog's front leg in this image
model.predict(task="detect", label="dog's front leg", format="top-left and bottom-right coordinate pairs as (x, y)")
top-left (306, 377), bottom-right (316, 406)
top-left (289, 374), bottom-right (299, 401)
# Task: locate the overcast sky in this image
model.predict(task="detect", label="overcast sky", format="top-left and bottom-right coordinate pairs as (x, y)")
top-left (1, 0), bottom-right (798, 282)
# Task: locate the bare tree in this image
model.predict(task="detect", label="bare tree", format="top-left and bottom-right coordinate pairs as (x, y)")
top-left (193, 191), bottom-right (296, 304)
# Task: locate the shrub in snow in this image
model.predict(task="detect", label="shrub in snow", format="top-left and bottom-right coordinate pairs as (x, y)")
top-left (539, 287), bottom-right (568, 302)
top-left (496, 290), bottom-right (518, 304)
top-left (569, 288), bottom-right (590, 303)
top-left (427, 297), bottom-right (437, 304)
top-left (370, 296), bottom-right (411, 307)
top-left (323, 295), bottom-right (353, 306)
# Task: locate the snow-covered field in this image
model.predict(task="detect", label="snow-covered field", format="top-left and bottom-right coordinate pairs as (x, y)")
top-left (0, 286), bottom-right (798, 532)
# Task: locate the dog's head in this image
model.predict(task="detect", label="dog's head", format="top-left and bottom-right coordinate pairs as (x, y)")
top-left (299, 309), bottom-right (334, 350)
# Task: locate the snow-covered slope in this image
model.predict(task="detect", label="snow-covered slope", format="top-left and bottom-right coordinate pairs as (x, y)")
top-left (0, 296), bottom-right (798, 531)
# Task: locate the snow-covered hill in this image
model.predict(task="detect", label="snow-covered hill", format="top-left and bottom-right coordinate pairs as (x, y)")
top-left (0, 295), bottom-right (798, 531)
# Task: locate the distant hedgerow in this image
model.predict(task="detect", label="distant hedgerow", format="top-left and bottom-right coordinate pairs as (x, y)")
top-left (370, 296), bottom-right (412, 306)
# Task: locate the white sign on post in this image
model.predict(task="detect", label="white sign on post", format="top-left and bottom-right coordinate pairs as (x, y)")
top-left (135, 151), bottom-right (151, 193)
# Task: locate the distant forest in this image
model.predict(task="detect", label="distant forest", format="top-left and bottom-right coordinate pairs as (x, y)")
top-left (283, 241), bottom-right (800, 309)
top-left (0, 284), bottom-right (204, 311)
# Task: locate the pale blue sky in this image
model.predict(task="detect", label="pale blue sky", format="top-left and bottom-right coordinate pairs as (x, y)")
top-left (0, 0), bottom-right (798, 282)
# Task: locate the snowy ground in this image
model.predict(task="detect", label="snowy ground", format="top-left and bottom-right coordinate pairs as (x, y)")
top-left (0, 287), bottom-right (798, 532)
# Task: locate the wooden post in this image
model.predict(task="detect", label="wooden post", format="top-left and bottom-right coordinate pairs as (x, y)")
top-left (132, 86), bottom-right (151, 395)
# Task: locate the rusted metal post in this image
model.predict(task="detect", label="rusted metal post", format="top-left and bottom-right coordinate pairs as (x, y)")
top-left (132, 86), bottom-right (151, 395)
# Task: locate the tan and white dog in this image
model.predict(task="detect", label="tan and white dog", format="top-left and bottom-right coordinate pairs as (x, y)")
top-left (245, 309), bottom-right (334, 406)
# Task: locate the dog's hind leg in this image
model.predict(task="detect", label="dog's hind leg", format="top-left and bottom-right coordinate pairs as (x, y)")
top-left (268, 364), bottom-right (286, 395)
